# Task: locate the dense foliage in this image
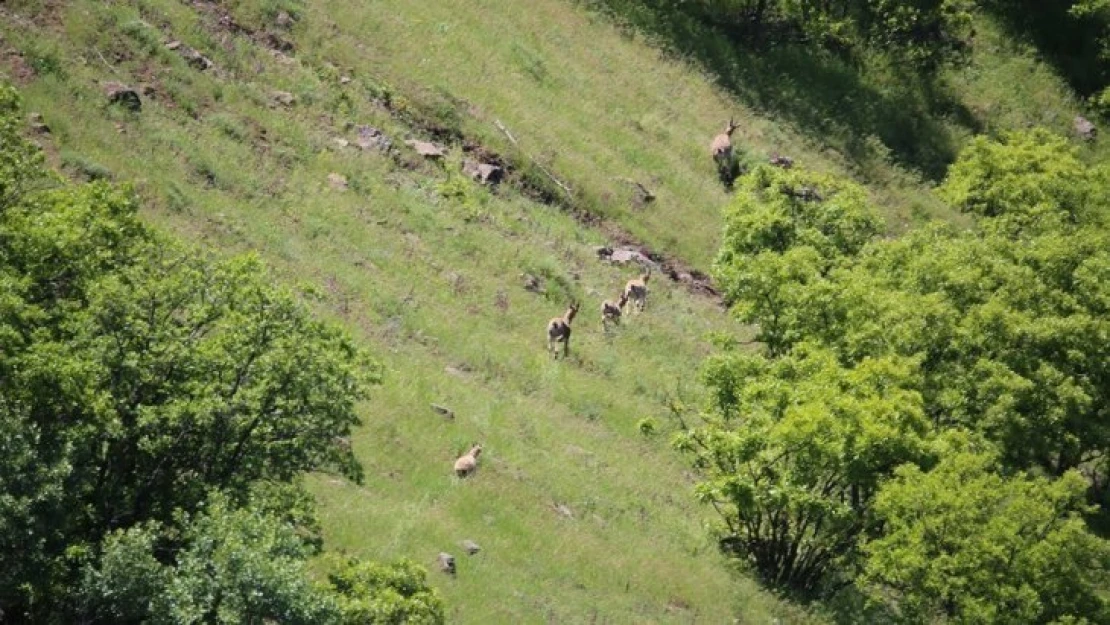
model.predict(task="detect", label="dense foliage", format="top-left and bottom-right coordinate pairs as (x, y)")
top-left (0, 84), bottom-right (442, 623)
top-left (692, 130), bottom-right (1110, 616)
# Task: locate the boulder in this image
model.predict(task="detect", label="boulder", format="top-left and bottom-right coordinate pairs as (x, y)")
top-left (436, 552), bottom-right (456, 575)
top-left (104, 82), bottom-right (141, 112)
top-left (462, 158), bottom-right (504, 185)
top-left (327, 173), bottom-right (348, 191)
top-left (1075, 115), bottom-right (1097, 141)
top-left (404, 139), bottom-right (446, 159)
top-left (28, 112), bottom-right (49, 134)
top-left (461, 540), bottom-right (481, 555)
top-left (356, 125), bottom-right (392, 152)
top-left (271, 90), bottom-right (296, 107)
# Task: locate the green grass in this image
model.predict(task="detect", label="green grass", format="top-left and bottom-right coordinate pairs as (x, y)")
top-left (0, 0), bottom-right (1102, 621)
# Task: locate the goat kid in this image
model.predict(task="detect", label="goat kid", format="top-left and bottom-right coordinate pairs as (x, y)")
top-left (546, 301), bottom-right (580, 358)
top-left (601, 292), bottom-right (628, 331)
top-left (454, 444), bottom-right (483, 478)
top-left (622, 271), bottom-right (650, 314)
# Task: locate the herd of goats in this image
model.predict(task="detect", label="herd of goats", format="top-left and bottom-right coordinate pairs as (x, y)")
top-left (451, 119), bottom-right (744, 478)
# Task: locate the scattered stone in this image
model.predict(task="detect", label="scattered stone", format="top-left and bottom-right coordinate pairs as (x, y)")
top-left (521, 273), bottom-right (542, 293)
top-left (166, 41), bottom-right (213, 71)
top-left (356, 125), bottom-right (392, 152)
top-left (444, 365), bottom-right (466, 377)
top-left (327, 172), bottom-right (348, 191)
top-left (430, 403), bottom-right (455, 419)
top-left (404, 138), bottom-right (446, 159)
top-left (461, 540), bottom-right (481, 555)
top-left (462, 158), bottom-right (504, 185)
top-left (271, 90), bottom-right (296, 107)
top-left (28, 112), bottom-right (49, 134)
top-left (436, 552), bottom-right (456, 575)
top-left (1075, 115), bottom-right (1097, 141)
top-left (275, 10), bottom-right (295, 28)
top-left (606, 247), bottom-right (652, 265)
top-left (104, 82), bottom-right (141, 112)
top-left (332, 137), bottom-right (350, 149)
top-left (553, 503), bottom-right (574, 519)
top-left (339, 75), bottom-right (352, 85)
top-left (617, 178), bottom-right (655, 207)
top-left (769, 154), bottom-right (794, 169)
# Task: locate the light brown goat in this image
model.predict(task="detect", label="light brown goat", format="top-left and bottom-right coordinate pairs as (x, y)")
top-left (622, 271), bottom-right (650, 314)
top-left (709, 118), bottom-right (740, 169)
top-left (454, 444), bottom-right (482, 478)
top-left (601, 292), bottom-right (628, 331)
top-left (546, 302), bottom-right (580, 358)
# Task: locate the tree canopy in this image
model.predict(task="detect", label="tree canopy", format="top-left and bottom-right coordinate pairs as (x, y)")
top-left (0, 83), bottom-right (440, 623)
top-left (692, 128), bottom-right (1110, 614)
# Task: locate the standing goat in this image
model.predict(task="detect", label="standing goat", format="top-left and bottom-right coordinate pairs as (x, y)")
top-left (709, 118), bottom-right (741, 187)
top-left (454, 444), bottom-right (482, 478)
top-left (622, 271), bottom-right (650, 314)
top-left (546, 301), bottom-right (580, 358)
top-left (601, 292), bottom-right (628, 332)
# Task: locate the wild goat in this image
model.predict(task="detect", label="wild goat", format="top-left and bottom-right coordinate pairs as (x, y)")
top-left (546, 301), bottom-right (580, 358)
top-left (709, 118), bottom-right (740, 169)
top-left (454, 444), bottom-right (482, 478)
top-left (601, 292), bottom-right (628, 331)
top-left (622, 271), bottom-right (650, 314)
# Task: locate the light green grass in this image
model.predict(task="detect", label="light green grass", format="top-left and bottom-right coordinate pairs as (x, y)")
top-left (1, 1), bottom-right (817, 621)
top-left (2, 0), bottom-right (1100, 621)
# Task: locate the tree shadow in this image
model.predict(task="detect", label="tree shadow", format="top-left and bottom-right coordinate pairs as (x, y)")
top-left (981, 0), bottom-right (1108, 99)
top-left (586, 0), bottom-right (982, 180)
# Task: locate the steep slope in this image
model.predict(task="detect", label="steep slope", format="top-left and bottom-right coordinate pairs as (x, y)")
top-left (1, 1), bottom-right (812, 622)
top-left (2, 0), bottom-right (1102, 621)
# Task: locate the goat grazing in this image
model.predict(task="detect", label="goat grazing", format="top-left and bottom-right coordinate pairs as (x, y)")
top-left (601, 292), bottom-right (628, 331)
top-left (622, 271), bottom-right (650, 314)
top-left (546, 301), bottom-right (580, 358)
top-left (454, 444), bottom-right (482, 478)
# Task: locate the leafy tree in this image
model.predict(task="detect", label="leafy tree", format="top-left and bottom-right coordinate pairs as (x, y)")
top-left (939, 129), bottom-right (1107, 234)
top-left (861, 445), bottom-right (1110, 623)
top-left (0, 85), bottom-right (391, 621)
top-left (81, 495), bottom-right (338, 624)
top-left (676, 344), bottom-right (933, 592)
top-left (713, 165), bottom-right (882, 355)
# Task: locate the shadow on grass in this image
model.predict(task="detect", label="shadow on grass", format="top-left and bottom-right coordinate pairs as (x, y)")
top-left (582, 0), bottom-right (982, 181)
top-left (981, 0), bottom-right (1108, 100)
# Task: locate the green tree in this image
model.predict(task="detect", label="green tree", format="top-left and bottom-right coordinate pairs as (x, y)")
top-left (861, 446), bottom-right (1110, 623)
top-left (714, 165), bottom-right (882, 355)
top-left (0, 85), bottom-right (385, 621)
top-left (676, 344), bottom-right (933, 592)
top-left (328, 557), bottom-right (446, 624)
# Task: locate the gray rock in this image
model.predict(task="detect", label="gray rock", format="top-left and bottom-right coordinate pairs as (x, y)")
top-left (404, 139), bottom-right (446, 158)
top-left (327, 173), bottom-right (348, 191)
top-left (104, 82), bottom-right (141, 112)
top-left (1075, 115), bottom-right (1097, 141)
top-left (436, 552), bottom-right (456, 575)
top-left (430, 403), bottom-right (455, 419)
top-left (356, 125), bottom-right (392, 152)
top-left (553, 503), bottom-right (574, 519)
top-left (462, 159), bottom-right (504, 185)
top-left (272, 90), bottom-right (296, 107)
top-left (461, 540), bottom-right (481, 555)
top-left (28, 112), bottom-right (49, 134)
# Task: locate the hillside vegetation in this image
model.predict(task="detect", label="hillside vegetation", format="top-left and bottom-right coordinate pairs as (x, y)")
top-left (1, 0), bottom-right (1108, 622)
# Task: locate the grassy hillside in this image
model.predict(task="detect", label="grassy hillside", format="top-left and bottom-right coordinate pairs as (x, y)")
top-left (0, 0), bottom-right (1102, 621)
